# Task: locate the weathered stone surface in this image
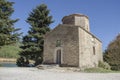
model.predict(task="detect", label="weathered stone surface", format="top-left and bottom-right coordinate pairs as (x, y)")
top-left (78, 27), bottom-right (102, 69)
top-left (62, 14), bottom-right (90, 31)
top-left (44, 24), bottom-right (79, 67)
top-left (43, 13), bottom-right (103, 69)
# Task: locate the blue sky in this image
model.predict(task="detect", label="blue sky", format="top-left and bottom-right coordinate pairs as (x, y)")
top-left (9, 0), bottom-right (120, 50)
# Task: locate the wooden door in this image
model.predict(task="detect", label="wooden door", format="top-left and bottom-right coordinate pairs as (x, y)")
top-left (56, 50), bottom-right (61, 64)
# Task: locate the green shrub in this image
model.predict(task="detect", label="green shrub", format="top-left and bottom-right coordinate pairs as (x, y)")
top-left (0, 45), bottom-right (21, 58)
top-left (110, 64), bottom-right (120, 71)
top-left (98, 61), bottom-right (111, 70)
top-left (16, 57), bottom-right (26, 67)
top-left (84, 68), bottom-right (112, 73)
top-left (0, 64), bottom-right (2, 67)
top-left (104, 34), bottom-right (120, 71)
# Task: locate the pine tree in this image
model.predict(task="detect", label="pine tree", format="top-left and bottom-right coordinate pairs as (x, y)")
top-left (104, 34), bottom-right (120, 70)
top-left (0, 0), bottom-right (20, 47)
top-left (17, 4), bottom-right (53, 66)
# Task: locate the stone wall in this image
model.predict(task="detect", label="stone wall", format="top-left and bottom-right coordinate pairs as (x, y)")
top-left (78, 27), bottom-right (102, 69)
top-left (62, 16), bottom-right (75, 25)
top-left (75, 16), bottom-right (90, 31)
top-left (43, 14), bottom-right (103, 69)
top-left (43, 24), bottom-right (79, 67)
top-left (62, 14), bottom-right (90, 32)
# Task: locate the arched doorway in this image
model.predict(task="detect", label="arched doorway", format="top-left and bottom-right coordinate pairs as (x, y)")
top-left (56, 49), bottom-right (61, 64)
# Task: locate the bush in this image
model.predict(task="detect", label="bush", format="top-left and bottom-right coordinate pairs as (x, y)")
top-left (34, 57), bottom-right (43, 66)
top-left (0, 45), bottom-right (21, 58)
top-left (98, 61), bottom-right (111, 70)
top-left (84, 68), bottom-right (112, 73)
top-left (16, 57), bottom-right (26, 67)
top-left (104, 34), bottom-right (120, 71)
top-left (110, 64), bottom-right (120, 71)
top-left (0, 64), bottom-right (2, 67)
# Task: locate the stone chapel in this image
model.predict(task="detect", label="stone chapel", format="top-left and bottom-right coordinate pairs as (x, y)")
top-left (43, 13), bottom-right (103, 69)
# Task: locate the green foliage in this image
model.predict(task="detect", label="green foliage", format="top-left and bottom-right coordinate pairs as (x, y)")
top-left (0, 0), bottom-right (21, 47)
top-left (16, 57), bottom-right (25, 67)
top-left (0, 64), bottom-right (2, 67)
top-left (98, 61), bottom-right (111, 70)
top-left (84, 62), bottom-right (111, 73)
top-left (17, 4), bottom-right (53, 67)
top-left (16, 57), bottom-right (30, 67)
top-left (84, 68), bottom-right (113, 73)
top-left (104, 34), bottom-right (120, 71)
top-left (0, 44), bottom-right (21, 58)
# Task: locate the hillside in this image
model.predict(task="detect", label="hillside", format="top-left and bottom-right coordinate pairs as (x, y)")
top-left (0, 44), bottom-right (21, 58)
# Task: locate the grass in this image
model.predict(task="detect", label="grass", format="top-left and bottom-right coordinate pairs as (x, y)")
top-left (84, 67), bottom-right (120, 73)
top-left (0, 64), bottom-right (2, 67)
top-left (0, 44), bottom-right (21, 58)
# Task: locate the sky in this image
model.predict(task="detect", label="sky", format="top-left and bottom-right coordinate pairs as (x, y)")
top-left (9, 0), bottom-right (120, 50)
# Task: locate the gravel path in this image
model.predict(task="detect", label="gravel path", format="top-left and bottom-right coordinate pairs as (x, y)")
top-left (0, 67), bottom-right (120, 80)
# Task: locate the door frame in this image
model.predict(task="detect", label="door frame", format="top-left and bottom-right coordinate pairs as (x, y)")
top-left (54, 47), bottom-right (63, 64)
top-left (56, 49), bottom-right (61, 64)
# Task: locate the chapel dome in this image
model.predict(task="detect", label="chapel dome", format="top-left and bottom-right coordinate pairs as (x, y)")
top-left (62, 13), bottom-right (90, 31)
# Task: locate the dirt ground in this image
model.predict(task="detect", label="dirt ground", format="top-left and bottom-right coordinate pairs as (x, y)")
top-left (0, 58), bottom-right (16, 62)
top-left (0, 67), bottom-right (120, 80)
